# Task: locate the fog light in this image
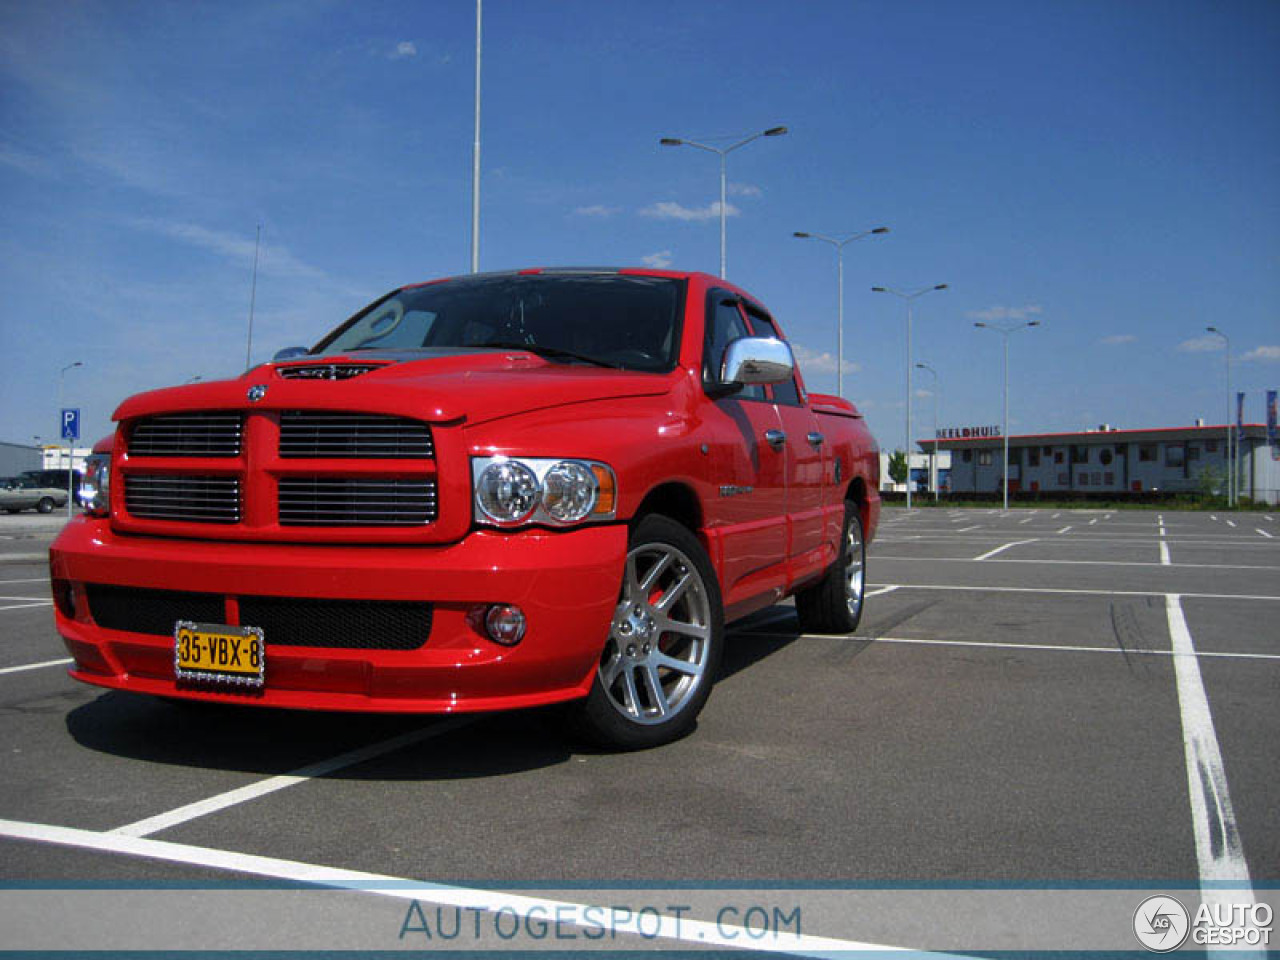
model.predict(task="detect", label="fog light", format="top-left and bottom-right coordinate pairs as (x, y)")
top-left (484, 604), bottom-right (526, 646)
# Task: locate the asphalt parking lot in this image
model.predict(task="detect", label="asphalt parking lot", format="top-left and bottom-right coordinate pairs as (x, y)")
top-left (0, 506), bottom-right (1276, 955)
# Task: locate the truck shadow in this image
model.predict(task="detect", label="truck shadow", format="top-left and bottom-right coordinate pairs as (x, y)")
top-left (65, 692), bottom-right (574, 780)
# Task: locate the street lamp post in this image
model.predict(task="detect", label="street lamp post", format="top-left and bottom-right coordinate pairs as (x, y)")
top-left (916, 362), bottom-right (941, 502)
top-left (974, 320), bottom-right (1040, 511)
top-left (1206, 326), bottom-right (1232, 507)
top-left (660, 126), bottom-right (788, 278)
top-left (793, 227), bottom-right (889, 397)
top-left (872, 284), bottom-right (948, 510)
top-left (471, 0), bottom-right (482, 273)
top-left (58, 360), bottom-right (83, 518)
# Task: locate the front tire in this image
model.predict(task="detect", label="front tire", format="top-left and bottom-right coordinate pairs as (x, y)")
top-left (795, 500), bottom-right (866, 634)
top-left (570, 514), bottom-right (723, 750)
top-left (36, 497), bottom-right (55, 514)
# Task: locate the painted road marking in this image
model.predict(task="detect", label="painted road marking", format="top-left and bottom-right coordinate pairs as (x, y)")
top-left (866, 583), bottom-right (1280, 602)
top-left (957, 525), bottom-right (980, 532)
top-left (1088, 518), bottom-right (1098, 525)
top-left (0, 657), bottom-right (72, 676)
top-left (864, 586), bottom-right (900, 598)
top-left (873, 556), bottom-right (1280, 572)
top-left (1165, 595), bottom-right (1262, 950)
top-left (1057, 526), bottom-right (1072, 534)
top-left (0, 601), bottom-right (53, 612)
top-left (112, 719), bottom-right (475, 838)
top-left (1259, 529), bottom-right (1274, 539)
top-left (738, 631), bottom-right (1280, 663)
top-left (1160, 541), bottom-right (1171, 565)
top-left (1051, 513), bottom-right (1060, 519)
top-left (973, 539), bottom-right (1038, 561)
top-left (1226, 520), bottom-right (1237, 528)
top-left (0, 577), bottom-right (50, 584)
top-left (1019, 516), bottom-right (1033, 525)
top-left (0, 819), bottom-right (907, 958)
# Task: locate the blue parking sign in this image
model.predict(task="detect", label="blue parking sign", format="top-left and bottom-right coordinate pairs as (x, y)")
top-left (61, 408), bottom-right (80, 441)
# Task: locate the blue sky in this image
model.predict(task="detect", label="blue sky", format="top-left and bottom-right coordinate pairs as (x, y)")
top-left (1, 0), bottom-right (1277, 453)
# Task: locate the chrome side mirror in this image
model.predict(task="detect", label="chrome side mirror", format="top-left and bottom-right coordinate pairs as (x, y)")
top-left (273, 346), bottom-right (309, 362)
top-left (721, 337), bottom-right (795, 385)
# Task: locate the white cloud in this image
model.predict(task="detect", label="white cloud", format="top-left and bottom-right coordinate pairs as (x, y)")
top-left (0, 144), bottom-right (53, 178)
top-left (1177, 335), bottom-right (1226, 354)
top-left (727, 182), bottom-right (761, 197)
top-left (639, 200), bottom-right (739, 222)
top-left (1241, 345), bottom-right (1280, 363)
top-left (1099, 334), bottom-right (1136, 345)
top-left (790, 343), bottom-right (861, 375)
top-left (388, 41), bottom-right (417, 60)
top-left (641, 250), bottom-right (673, 269)
top-left (128, 219), bottom-right (327, 281)
top-left (572, 204), bottom-right (621, 218)
top-left (966, 304), bottom-right (1043, 322)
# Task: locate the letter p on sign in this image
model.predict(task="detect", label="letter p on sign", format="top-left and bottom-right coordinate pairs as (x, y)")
top-left (61, 408), bottom-right (80, 441)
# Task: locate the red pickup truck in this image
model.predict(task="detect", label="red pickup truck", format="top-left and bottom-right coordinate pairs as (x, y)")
top-left (51, 268), bottom-right (879, 748)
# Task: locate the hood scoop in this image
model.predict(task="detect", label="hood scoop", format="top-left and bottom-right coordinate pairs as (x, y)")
top-left (276, 362), bottom-right (388, 381)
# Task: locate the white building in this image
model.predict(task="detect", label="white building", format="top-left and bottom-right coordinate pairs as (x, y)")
top-left (933, 423), bottom-right (1278, 504)
top-left (879, 449), bottom-right (953, 494)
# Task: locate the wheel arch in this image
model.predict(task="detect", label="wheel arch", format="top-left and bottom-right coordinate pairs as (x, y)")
top-left (630, 481), bottom-right (704, 534)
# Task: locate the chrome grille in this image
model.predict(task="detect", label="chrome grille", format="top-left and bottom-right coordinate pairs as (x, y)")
top-left (278, 478), bottom-right (437, 526)
top-left (277, 364), bottom-right (384, 380)
top-left (278, 412), bottom-right (434, 459)
top-left (125, 475), bottom-right (241, 523)
top-left (129, 413), bottom-right (243, 457)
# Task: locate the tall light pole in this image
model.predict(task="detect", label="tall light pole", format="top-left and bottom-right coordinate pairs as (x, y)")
top-left (660, 126), bottom-right (788, 278)
top-left (58, 360), bottom-right (83, 518)
top-left (793, 227), bottom-right (889, 397)
top-left (1206, 326), bottom-right (1232, 507)
top-left (244, 223), bottom-right (261, 371)
top-left (974, 319), bottom-right (1040, 511)
top-left (872, 284), bottom-right (948, 510)
top-left (916, 362), bottom-right (941, 502)
top-left (470, 0), bottom-right (482, 273)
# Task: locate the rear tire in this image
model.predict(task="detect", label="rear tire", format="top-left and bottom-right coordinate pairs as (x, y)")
top-left (568, 514), bottom-right (723, 750)
top-left (795, 501), bottom-right (866, 634)
top-left (36, 497), bottom-right (55, 514)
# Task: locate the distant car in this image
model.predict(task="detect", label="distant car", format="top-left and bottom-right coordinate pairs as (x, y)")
top-left (0, 478), bottom-right (68, 514)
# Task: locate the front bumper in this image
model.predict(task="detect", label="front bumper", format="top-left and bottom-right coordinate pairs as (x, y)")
top-left (50, 518), bottom-right (627, 713)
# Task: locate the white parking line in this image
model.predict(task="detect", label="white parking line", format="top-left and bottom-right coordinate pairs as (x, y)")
top-left (0, 657), bottom-right (72, 676)
top-left (112, 718), bottom-right (475, 838)
top-left (737, 631), bottom-right (1280, 663)
top-left (867, 583), bottom-right (1280, 602)
top-left (1165, 596), bottom-right (1261, 945)
top-left (873, 555), bottom-right (1280, 572)
top-left (973, 539), bottom-right (1036, 561)
top-left (864, 586), bottom-right (900, 598)
top-left (0, 819), bottom-right (905, 957)
top-left (1019, 516), bottom-right (1032, 524)
top-left (1088, 518), bottom-right (1097, 526)
top-left (0, 577), bottom-right (50, 584)
top-left (0, 601), bottom-right (52, 612)
top-left (956, 525), bottom-right (980, 532)
top-left (1259, 529), bottom-right (1274, 539)
top-left (1159, 541), bottom-right (1171, 566)
top-left (1057, 526), bottom-right (1072, 534)
top-left (1226, 519), bottom-right (1237, 528)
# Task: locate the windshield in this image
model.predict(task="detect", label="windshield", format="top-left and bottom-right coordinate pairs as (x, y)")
top-left (314, 274), bottom-right (684, 373)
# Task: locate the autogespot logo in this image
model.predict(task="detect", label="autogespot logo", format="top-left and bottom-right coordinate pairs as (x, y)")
top-left (1134, 895), bottom-right (1190, 952)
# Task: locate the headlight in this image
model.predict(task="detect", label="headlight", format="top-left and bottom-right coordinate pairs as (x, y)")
top-left (81, 453), bottom-right (111, 517)
top-left (472, 456), bottom-right (617, 527)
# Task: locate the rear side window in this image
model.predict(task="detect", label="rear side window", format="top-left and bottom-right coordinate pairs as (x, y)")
top-left (744, 311), bottom-right (803, 406)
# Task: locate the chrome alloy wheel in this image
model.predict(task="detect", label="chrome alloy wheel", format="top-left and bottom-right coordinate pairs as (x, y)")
top-left (845, 514), bottom-right (866, 619)
top-left (599, 542), bottom-right (711, 725)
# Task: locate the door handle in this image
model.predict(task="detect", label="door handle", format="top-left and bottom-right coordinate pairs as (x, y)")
top-left (765, 429), bottom-right (787, 450)
top-left (807, 431), bottom-right (825, 448)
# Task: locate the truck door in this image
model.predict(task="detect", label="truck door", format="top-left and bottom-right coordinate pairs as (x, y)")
top-left (702, 293), bottom-right (788, 602)
top-left (741, 307), bottom-right (827, 567)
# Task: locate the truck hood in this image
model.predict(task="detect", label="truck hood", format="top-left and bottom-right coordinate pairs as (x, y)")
top-left (113, 349), bottom-right (674, 426)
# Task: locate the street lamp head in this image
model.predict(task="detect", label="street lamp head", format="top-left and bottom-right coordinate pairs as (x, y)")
top-left (1027, 320), bottom-right (1041, 327)
top-left (659, 137), bottom-right (683, 146)
top-left (872, 227), bottom-right (890, 234)
top-left (793, 231), bottom-right (810, 238)
top-left (974, 322), bottom-right (987, 328)
top-left (933, 284), bottom-right (948, 291)
top-left (1206, 325), bottom-right (1219, 333)
top-left (763, 126), bottom-right (788, 137)
top-left (871, 286), bottom-right (887, 293)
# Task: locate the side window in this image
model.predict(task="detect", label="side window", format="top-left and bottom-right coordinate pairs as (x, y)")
top-left (744, 312), bottom-right (802, 406)
top-left (704, 296), bottom-right (765, 400)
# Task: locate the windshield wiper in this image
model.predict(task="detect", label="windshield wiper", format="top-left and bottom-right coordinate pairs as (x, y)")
top-left (474, 341), bottom-right (621, 369)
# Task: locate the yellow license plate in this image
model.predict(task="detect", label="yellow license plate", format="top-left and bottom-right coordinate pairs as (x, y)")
top-left (174, 621), bottom-right (265, 688)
